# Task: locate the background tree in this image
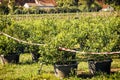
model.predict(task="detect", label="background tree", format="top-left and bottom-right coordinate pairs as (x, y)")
top-left (104, 0), bottom-right (120, 10)
top-left (8, 0), bottom-right (15, 14)
top-left (105, 0), bottom-right (120, 5)
top-left (0, 0), bottom-right (9, 14)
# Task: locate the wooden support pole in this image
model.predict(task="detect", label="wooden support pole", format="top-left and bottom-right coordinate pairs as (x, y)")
top-left (0, 32), bottom-right (45, 46)
top-left (58, 47), bottom-right (120, 55)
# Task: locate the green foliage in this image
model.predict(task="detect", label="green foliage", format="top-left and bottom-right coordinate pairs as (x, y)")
top-left (0, 17), bottom-right (27, 55)
top-left (105, 0), bottom-right (120, 5)
top-left (0, 13), bottom-right (120, 64)
top-left (0, 0), bottom-right (10, 14)
top-left (56, 0), bottom-right (73, 7)
top-left (0, 16), bottom-right (12, 31)
top-left (37, 16), bottom-right (120, 64)
top-left (0, 36), bottom-right (22, 55)
top-left (8, 0), bottom-right (15, 14)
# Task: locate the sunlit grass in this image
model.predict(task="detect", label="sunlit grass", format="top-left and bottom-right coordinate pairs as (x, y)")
top-left (111, 59), bottom-right (120, 68)
top-left (0, 54), bottom-right (58, 80)
top-left (0, 53), bottom-right (120, 80)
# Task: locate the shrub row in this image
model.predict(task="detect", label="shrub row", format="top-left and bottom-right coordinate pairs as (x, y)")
top-left (13, 7), bottom-right (81, 14)
top-left (0, 15), bottom-right (120, 64)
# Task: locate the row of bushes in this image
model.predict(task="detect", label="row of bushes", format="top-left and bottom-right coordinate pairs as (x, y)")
top-left (14, 7), bottom-right (81, 14)
top-left (14, 5), bottom-right (103, 14)
top-left (0, 14), bottom-right (120, 64)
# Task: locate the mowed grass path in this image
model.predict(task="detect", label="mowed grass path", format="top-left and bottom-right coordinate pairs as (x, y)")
top-left (0, 54), bottom-right (120, 80)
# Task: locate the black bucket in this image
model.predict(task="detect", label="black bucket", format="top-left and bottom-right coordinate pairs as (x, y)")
top-left (88, 59), bottom-right (112, 75)
top-left (0, 54), bottom-right (20, 64)
top-left (31, 52), bottom-right (40, 62)
top-left (54, 61), bottom-right (78, 78)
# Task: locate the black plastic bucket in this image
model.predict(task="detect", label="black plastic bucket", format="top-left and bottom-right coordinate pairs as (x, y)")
top-left (88, 59), bottom-right (112, 75)
top-left (54, 61), bottom-right (78, 78)
top-left (0, 54), bottom-right (20, 64)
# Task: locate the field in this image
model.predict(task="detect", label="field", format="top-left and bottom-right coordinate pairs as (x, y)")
top-left (1, 12), bottom-right (120, 21)
top-left (0, 53), bottom-right (120, 80)
top-left (0, 12), bottom-right (120, 80)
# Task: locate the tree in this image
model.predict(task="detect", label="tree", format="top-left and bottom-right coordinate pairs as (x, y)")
top-left (105, 0), bottom-right (120, 5)
top-left (0, 0), bottom-right (9, 14)
top-left (8, 0), bottom-right (15, 14)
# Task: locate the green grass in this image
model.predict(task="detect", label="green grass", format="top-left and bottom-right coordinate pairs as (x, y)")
top-left (0, 53), bottom-right (120, 80)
